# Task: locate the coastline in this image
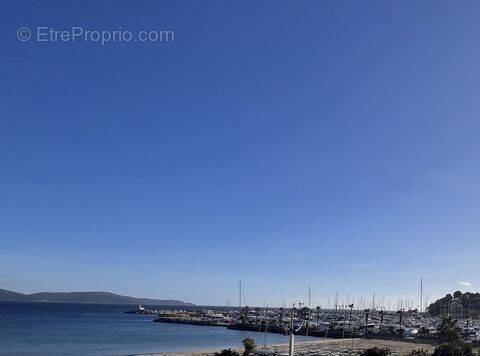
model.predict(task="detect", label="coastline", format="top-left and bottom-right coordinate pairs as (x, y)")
top-left (136, 338), bottom-right (437, 356)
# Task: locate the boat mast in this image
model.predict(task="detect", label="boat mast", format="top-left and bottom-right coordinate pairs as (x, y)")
top-left (239, 280), bottom-right (242, 308)
top-left (420, 278), bottom-right (423, 313)
top-left (308, 284), bottom-right (311, 308)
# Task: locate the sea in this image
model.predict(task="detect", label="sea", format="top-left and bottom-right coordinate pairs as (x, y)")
top-left (0, 302), bottom-right (316, 355)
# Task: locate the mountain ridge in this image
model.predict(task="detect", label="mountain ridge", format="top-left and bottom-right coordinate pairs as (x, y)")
top-left (0, 288), bottom-right (194, 306)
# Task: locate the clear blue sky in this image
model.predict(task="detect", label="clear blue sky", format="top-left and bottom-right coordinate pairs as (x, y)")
top-left (1, 0), bottom-right (479, 307)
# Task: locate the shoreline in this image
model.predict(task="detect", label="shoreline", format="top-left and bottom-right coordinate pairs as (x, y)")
top-left (135, 338), bottom-right (438, 356)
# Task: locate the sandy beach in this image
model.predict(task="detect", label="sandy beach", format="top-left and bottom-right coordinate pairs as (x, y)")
top-left (143, 338), bottom-right (438, 356)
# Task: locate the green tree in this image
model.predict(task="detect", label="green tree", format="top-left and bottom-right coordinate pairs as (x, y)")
top-left (242, 337), bottom-right (255, 356)
top-left (437, 314), bottom-right (461, 343)
top-left (432, 343), bottom-right (460, 356)
top-left (432, 342), bottom-right (473, 356)
top-left (409, 349), bottom-right (428, 356)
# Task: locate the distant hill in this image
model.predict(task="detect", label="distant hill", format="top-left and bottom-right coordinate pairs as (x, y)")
top-left (0, 288), bottom-right (194, 306)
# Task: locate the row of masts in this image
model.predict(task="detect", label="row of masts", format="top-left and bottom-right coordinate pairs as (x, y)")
top-left (231, 278), bottom-right (429, 312)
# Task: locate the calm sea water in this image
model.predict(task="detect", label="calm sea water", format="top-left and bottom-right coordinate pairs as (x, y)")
top-left (0, 302), bottom-right (316, 355)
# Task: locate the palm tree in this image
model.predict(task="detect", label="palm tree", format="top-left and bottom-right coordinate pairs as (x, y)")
top-left (364, 309), bottom-right (370, 336)
top-left (437, 314), bottom-right (461, 343)
top-left (278, 307), bottom-right (284, 325)
top-left (397, 309), bottom-right (404, 327)
top-left (242, 337), bottom-right (255, 356)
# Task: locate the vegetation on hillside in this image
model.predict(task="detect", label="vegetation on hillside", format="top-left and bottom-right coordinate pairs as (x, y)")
top-left (428, 291), bottom-right (480, 317)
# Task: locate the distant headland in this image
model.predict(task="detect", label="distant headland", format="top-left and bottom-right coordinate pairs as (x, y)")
top-left (0, 288), bottom-right (194, 306)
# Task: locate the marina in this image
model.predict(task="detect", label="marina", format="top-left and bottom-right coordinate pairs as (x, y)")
top-left (146, 298), bottom-right (480, 346)
top-left (142, 282), bottom-right (480, 351)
